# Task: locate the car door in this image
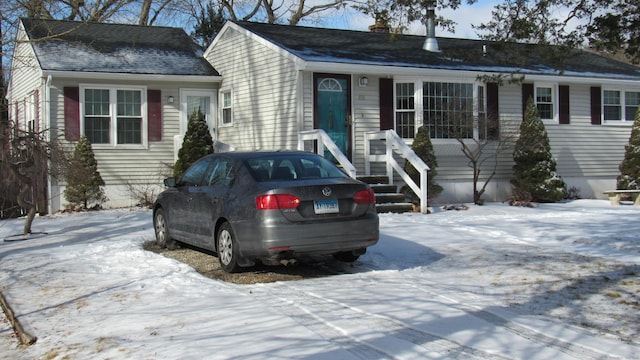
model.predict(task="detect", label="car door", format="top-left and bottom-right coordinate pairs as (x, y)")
top-left (189, 157), bottom-right (236, 250)
top-left (169, 157), bottom-right (213, 241)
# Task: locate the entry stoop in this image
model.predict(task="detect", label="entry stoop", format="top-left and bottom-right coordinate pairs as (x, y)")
top-left (358, 175), bottom-right (414, 213)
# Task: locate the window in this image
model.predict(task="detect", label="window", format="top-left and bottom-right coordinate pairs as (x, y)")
top-left (424, 82), bottom-right (474, 139)
top-left (395, 83), bottom-right (415, 138)
top-left (625, 92), bottom-right (640, 121)
top-left (221, 90), bottom-right (233, 125)
top-left (82, 86), bottom-right (146, 145)
top-left (535, 86), bottom-right (554, 120)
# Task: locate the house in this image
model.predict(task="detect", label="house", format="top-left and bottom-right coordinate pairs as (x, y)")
top-left (7, 18), bottom-right (640, 213)
top-left (205, 21), bottom-right (640, 204)
top-left (7, 18), bottom-right (220, 212)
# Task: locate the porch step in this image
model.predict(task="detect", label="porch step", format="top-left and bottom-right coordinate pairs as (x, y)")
top-left (358, 175), bottom-right (414, 214)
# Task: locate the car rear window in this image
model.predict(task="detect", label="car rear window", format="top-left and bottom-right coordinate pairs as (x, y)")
top-left (245, 155), bottom-right (349, 182)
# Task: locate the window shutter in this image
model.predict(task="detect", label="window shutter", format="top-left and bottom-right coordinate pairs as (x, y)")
top-left (63, 87), bottom-right (80, 141)
top-left (590, 86), bottom-right (602, 125)
top-left (379, 78), bottom-right (394, 130)
top-left (147, 89), bottom-right (162, 141)
top-left (559, 85), bottom-right (570, 124)
top-left (487, 82), bottom-right (499, 121)
top-left (522, 83), bottom-right (534, 120)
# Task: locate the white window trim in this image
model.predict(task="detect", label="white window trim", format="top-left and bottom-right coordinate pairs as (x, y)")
top-left (393, 78), bottom-right (487, 143)
top-left (602, 88), bottom-right (638, 124)
top-left (79, 84), bottom-right (148, 149)
top-left (534, 83), bottom-right (557, 123)
top-left (219, 88), bottom-right (234, 128)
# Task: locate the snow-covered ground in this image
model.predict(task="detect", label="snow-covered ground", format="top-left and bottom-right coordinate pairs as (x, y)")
top-left (1, 200), bottom-right (639, 359)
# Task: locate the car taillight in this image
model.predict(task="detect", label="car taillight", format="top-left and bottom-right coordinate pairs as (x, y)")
top-left (353, 189), bottom-right (376, 204)
top-left (256, 194), bottom-right (301, 210)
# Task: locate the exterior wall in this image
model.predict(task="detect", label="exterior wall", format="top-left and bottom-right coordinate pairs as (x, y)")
top-left (47, 78), bottom-right (216, 211)
top-left (206, 27), bottom-right (300, 151)
top-left (7, 27), bottom-right (44, 132)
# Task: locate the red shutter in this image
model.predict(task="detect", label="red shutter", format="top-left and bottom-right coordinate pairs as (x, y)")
top-left (522, 83), bottom-right (534, 120)
top-left (487, 82), bottom-right (499, 121)
top-left (559, 85), bottom-right (570, 124)
top-left (147, 89), bottom-right (162, 141)
top-left (590, 86), bottom-right (602, 125)
top-left (379, 78), bottom-right (394, 130)
top-left (64, 87), bottom-right (80, 141)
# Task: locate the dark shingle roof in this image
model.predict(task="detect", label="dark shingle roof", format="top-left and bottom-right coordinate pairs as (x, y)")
top-left (234, 21), bottom-right (640, 80)
top-left (22, 18), bottom-right (219, 76)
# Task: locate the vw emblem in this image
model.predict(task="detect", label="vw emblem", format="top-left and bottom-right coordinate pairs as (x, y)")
top-left (322, 187), bottom-right (332, 197)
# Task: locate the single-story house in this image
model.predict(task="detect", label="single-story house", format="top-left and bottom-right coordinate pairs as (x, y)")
top-left (7, 18), bottom-right (640, 213)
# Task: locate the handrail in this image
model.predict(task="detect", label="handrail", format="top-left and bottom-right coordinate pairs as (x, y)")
top-left (298, 129), bottom-right (357, 178)
top-left (365, 130), bottom-right (430, 213)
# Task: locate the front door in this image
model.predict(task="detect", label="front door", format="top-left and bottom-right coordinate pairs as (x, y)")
top-left (314, 74), bottom-right (351, 161)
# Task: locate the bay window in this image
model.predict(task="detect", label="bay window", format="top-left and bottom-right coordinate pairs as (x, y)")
top-left (394, 80), bottom-right (486, 140)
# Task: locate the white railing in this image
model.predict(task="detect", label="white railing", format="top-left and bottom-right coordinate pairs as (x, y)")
top-left (365, 130), bottom-right (430, 213)
top-left (298, 129), bottom-right (357, 179)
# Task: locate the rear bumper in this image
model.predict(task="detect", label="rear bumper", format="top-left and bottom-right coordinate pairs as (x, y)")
top-left (232, 212), bottom-right (379, 260)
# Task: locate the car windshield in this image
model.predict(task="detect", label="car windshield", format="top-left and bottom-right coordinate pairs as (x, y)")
top-left (244, 154), bottom-right (349, 182)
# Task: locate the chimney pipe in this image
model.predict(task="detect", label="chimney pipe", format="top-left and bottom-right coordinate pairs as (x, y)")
top-left (423, 5), bottom-right (440, 52)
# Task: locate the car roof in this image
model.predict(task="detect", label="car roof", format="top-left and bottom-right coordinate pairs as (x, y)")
top-left (204, 151), bottom-right (320, 160)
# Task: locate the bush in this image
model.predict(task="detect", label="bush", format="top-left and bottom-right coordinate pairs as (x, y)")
top-left (511, 98), bottom-right (566, 202)
top-left (173, 108), bottom-right (214, 179)
top-left (64, 136), bottom-right (107, 210)
top-left (617, 107), bottom-right (640, 190)
top-left (401, 126), bottom-right (443, 203)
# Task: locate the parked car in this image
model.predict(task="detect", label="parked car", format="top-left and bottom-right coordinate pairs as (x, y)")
top-left (153, 151), bottom-right (379, 272)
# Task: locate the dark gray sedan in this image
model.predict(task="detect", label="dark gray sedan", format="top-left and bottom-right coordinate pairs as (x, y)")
top-left (153, 151), bottom-right (379, 272)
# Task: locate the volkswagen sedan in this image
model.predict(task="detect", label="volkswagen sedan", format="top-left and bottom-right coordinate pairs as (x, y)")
top-left (152, 151), bottom-right (379, 273)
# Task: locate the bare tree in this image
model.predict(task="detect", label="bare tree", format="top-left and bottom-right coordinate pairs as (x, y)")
top-left (220, 0), bottom-right (351, 25)
top-left (0, 123), bottom-right (69, 234)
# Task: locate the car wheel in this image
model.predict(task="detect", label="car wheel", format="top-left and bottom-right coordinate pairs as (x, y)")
top-left (154, 208), bottom-right (176, 249)
top-left (217, 222), bottom-right (241, 273)
top-left (333, 251), bottom-right (360, 262)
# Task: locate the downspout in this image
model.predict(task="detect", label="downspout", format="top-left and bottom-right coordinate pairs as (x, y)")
top-left (45, 75), bottom-right (53, 214)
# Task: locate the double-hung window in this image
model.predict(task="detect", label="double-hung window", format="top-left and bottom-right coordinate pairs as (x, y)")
top-left (603, 89), bottom-right (640, 122)
top-left (535, 86), bottom-right (554, 121)
top-left (220, 90), bottom-right (233, 126)
top-left (395, 83), bottom-right (415, 138)
top-left (82, 86), bottom-right (146, 146)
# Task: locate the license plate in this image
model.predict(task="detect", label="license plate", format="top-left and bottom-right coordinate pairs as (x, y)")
top-left (314, 199), bottom-right (339, 214)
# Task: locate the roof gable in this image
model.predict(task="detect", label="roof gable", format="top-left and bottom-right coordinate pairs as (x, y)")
top-left (21, 18), bottom-right (219, 76)
top-left (233, 21), bottom-right (640, 80)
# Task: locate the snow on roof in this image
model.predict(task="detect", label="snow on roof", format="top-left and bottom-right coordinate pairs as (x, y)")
top-left (235, 21), bottom-right (640, 80)
top-left (22, 18), bottom-right (219, 76)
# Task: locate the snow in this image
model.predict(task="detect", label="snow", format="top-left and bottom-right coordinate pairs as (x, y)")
top-left (1, 200), bottom-right (639, 359)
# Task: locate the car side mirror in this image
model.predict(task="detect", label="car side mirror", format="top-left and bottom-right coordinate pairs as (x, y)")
top-left (164, 178), bottom-right (177, 187)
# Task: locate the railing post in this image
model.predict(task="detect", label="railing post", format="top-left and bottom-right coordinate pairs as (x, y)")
top-left (386, 131), bottom-right (394, 184)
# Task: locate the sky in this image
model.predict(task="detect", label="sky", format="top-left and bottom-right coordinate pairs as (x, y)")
top-left (314, 1), bottom-right (500, 39)
top-left (1, 199), bottom-right (639, 359)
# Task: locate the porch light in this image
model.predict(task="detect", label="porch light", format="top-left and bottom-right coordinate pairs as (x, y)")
top-left (168, 96), bottom-right (174, 103)
top-left (359, 76), bottom-right (368, 87)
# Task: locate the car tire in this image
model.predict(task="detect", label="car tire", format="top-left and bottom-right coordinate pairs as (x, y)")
top-left (217, 222), bottom-right (241, 273)
top-left (333, 251), bottom-right (360, 263)
top-left (154, 208), bottom-right (176, 249)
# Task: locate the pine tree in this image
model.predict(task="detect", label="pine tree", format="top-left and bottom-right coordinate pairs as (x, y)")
top-left (511, 98), bottom-right (567, 203)
top-left (173, 108), bottom-right (214, 178)
top-left (617, 107), bottom-right (640, 189)
top-left (64, 136), bottom-right (107, 210)
top-left (402, 126), bottom-right (443, 203)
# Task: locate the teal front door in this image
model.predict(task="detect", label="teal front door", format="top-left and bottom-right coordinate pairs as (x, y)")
top-left (315, 74), bottom-right (351, 161)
